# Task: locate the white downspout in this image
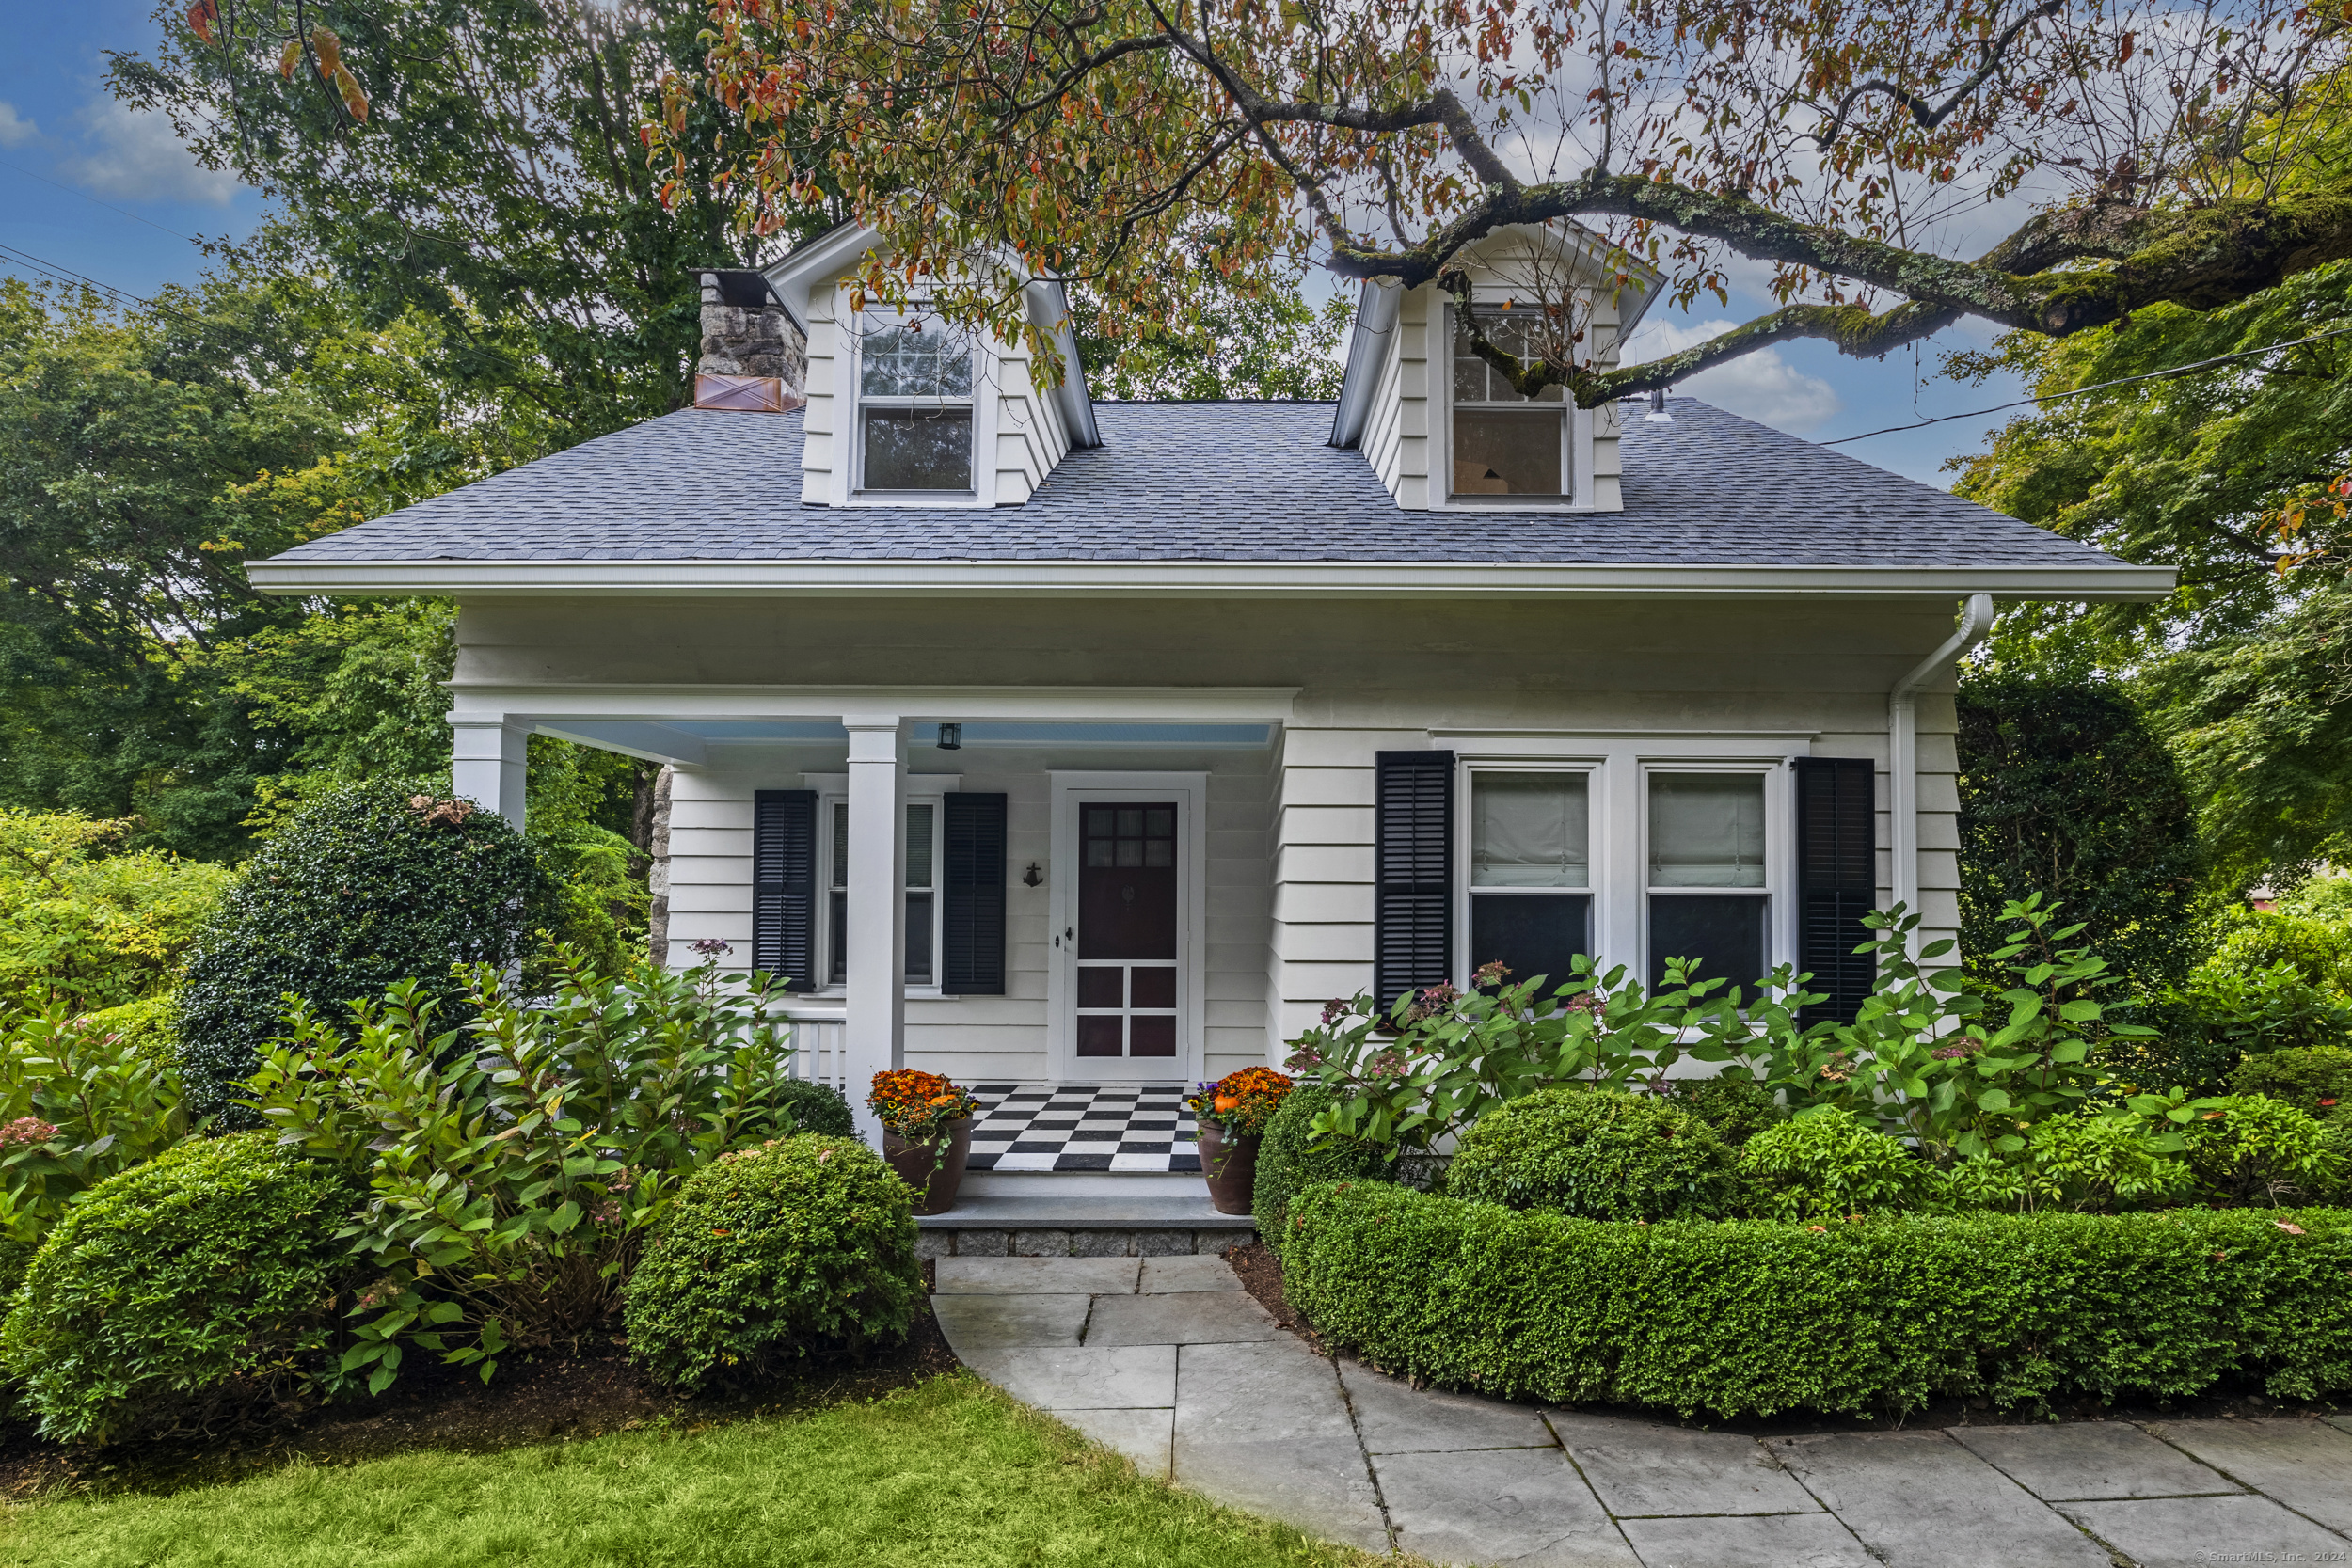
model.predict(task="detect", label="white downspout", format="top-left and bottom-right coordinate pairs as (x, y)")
top-left (1889, 594), bottom-right (1995, 929)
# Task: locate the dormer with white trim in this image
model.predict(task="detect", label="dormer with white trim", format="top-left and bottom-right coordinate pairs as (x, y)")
top-left (761, 223), bottom-right (1101, 509)
top-left (1328, 222), bottom-right (1661, 513)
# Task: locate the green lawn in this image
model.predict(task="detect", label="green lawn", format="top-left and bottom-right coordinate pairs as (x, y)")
top-left (0, 1375), bottom-right (1383, 1568)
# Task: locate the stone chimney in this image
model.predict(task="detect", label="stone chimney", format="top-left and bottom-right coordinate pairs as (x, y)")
top-left (694, 270), bottom-right (806, 412)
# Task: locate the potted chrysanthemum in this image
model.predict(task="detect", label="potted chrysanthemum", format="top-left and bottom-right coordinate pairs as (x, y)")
top-left (868, 1069), bottom-right (979, 1214)
top-left (1184, 1068), bottom-right (1293, 1213)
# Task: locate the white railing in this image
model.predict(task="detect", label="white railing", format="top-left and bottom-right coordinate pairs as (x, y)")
top-left (781, 1006), bottom-right (849, 1094)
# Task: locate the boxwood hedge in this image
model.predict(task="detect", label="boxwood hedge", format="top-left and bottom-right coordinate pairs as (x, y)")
top-left (1280, 1179), bottom-right (2352, 1418)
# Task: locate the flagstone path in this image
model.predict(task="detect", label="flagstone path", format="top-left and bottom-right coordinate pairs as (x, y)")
top-left (930, 1254), bottom-right (2352, 1568)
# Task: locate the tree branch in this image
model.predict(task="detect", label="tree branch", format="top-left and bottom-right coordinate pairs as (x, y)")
top-left (1814, 0), bottom-right (2068, 150)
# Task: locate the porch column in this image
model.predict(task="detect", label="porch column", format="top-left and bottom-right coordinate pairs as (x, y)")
top-left (450, 717), bottom-right (531, 828)
top-left (843, 715), bottom-right (907, 1144)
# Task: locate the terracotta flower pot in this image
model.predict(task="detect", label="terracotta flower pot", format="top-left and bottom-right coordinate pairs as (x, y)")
top-left (882, 1118), bottom-right (973, 1215)
top-left (1194, 1124), bottom-right (1261, 1215)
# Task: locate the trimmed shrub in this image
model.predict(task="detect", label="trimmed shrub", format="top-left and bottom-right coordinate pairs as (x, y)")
top-left (1660, 1076), bottom-right (1788, 1146)
top-left (175, 781), bottom-right (559, 1127)
top-left (1281, 1180), bottom-right (2352, 1417)
top-left (1253, 1084), bottom-right (1389, 1257)
top-left (2182, 1095), bottom-right (2349, 1206)
top-left (1940, 1111), bottom-right (2193, 1214)
top-left (1446, 1087), bottom-right (1740, 1222)
top-left (0, 1136), bottom-right (359, 1444)
top-left (1736, 1107), bottom-right (1934, 1220)
top-left (625, 1136), bottom-right (922, 1392)
top-left (777, 1078), bottom-right (857, 1139)
top-left (2231, 1046), bottom-right (2352, 1122)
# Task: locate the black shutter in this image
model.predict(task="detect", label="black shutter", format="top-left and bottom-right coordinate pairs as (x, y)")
top-left (1374, 750), bottom-right (1454, 1008)
top-left (1795, 757), bottom-right (1877, 1023)
top-left (942, 792), bottom-right (1008, 994)
top-left (752, 789), bottom-right (818, 990)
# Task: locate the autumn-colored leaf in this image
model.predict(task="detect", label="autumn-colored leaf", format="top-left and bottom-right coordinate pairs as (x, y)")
top-left (333, 62), bottom-right (371, 122)
top-left (311, 26), bottom-right (343, 77)
top-left (279, 39), bottom-right (303, 80)
top-left (186, 0), bottom-right (218, 45)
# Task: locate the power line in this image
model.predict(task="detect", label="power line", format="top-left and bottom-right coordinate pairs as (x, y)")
top-left (1819, 323), bottom-right (2352, 445)
top-left (0, 154), bottom-right (208, 246)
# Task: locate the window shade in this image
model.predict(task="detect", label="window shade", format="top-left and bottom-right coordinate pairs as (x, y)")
top-left (1649, 773), bottom-right (1767, 887)
top-left (1796, 757), bottom-right (1877, 1023)
top-left (751, 790), bottom-right (818, 990)
top-left (942, 793), bottom-right (1008, 994)
top-left (1375, 751), bottom-right (1454, 1006)
top-left (1471, 773), bottom-right (1588, 887)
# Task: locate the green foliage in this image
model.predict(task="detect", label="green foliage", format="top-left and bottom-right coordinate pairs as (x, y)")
top-left (2167, 960), bottom-right (2352, 1060)
top-left (1251, 1085), bottom-right (1388, 1258)
top-left (0, 1136), bottom-right (359, 1445)
top-left (0, 812), bottom-right (233, 1011)
top-left (1941, 1111), bottom-right (2195, 1214)
top-left (0, 999), bottom-right (188, 1249)
top-left (1658, 1075), bottom-right (1788, 1146)
top-left (2209, 909), bottom-right (2352, 991)
top-left (775, 1079), bottom-right (856, 1139)
top-left (1446, 1087), bottom-right (1740, 1222)
top-left (1735, 1108), bottom-right (1933, 1221)
top-left (2230, 1045), bottom-right (2352, 1120)
top-left (1281, 1180), bottom-right (2352, 1417)
top-left (2181, 1095), bottom-right (2350, 1206)
top-left (1954, 670), bottom-right (2202, 993)
top-left (174, 781), bottom-right (559, 1127)
top-left (1076, 286), bottom-right (1352, 400)
top-left (249, 953), bottom-right (810, 1391)
top-left (624, 1136), bottom-right (922, 1393)
top-left (524, 736), bottom-right (654, 979)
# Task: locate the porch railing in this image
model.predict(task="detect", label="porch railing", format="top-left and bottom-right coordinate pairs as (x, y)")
top-left (780, 1005), bottom-right (849, 1095)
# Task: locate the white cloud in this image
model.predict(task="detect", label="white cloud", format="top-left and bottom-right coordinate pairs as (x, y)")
top-left (1620, 316), bottom-right (1843, 434)
top-left (0, 102), bottom-right (37, 149)
top-left (59, 97), bottom-right (237, 205)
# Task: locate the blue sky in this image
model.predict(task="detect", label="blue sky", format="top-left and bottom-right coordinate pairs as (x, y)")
top-left (2, 2), bottom-right (2027, 489)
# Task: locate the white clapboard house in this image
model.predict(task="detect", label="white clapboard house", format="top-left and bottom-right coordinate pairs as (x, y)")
top-left (247, 222), bottom-right (2170, 1243)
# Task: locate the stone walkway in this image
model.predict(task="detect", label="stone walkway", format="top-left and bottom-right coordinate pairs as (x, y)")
top-left (930, 1255), bottom-right (2352, 1568)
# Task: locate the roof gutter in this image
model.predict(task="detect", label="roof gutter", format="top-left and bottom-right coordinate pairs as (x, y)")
top-left (1888, 592), bottom-right (1995, 935)
top-left (1328, 279), bottom-right (1401, 449)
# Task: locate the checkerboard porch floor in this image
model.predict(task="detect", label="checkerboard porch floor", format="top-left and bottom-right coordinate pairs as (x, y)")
top-left (966, 1083), bottom-right (1200, 1173)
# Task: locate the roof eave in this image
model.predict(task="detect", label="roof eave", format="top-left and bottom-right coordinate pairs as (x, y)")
top-left (244, 558), bottom-right (2176, 602)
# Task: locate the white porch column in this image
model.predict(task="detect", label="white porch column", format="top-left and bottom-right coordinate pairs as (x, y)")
top-left (450, 717), bottom-right (531, 828)
top-left (843, 715), bottom-right (907, 1145)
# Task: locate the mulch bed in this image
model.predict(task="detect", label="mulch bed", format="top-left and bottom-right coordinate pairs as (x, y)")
top-left (1222, 1239), bottom-right (2346, 1435)
top-left (0, 1259), bottom-right (962, 1499)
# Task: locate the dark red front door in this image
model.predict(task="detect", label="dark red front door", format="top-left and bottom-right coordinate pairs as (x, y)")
top-left (1075, 803), bottom-right (1178, 1057)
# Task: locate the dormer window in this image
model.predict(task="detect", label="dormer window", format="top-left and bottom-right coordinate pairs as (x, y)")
top-left (857, 314), bottom-right (975, 492)
top-left (1450, 309), bottom-right (1570, 501)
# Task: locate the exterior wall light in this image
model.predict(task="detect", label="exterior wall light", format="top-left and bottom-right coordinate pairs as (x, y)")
top-left (937, 722), bottom-right (962, 750)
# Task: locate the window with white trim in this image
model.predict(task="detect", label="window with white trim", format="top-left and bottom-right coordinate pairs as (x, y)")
top-left (1645, 769), bottom-right (1770, 993)
top-left (1466, 769), bottom-right (1592, 987)
top-left (821, 795), bottom-right (945, 990)
top-left (1450, 309), bottom-right (1570, 500)
top-left (856, 314), bottom-right (975, 493)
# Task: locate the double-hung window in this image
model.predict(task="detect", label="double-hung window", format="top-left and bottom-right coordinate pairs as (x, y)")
top-left (1645, 770), bottom-right (1770, 993)
top-left (1468, 770), bottom-right (1592, 988)
top-left (825, 798), bottom-right (942, 988)
top-left (1450, 309), bottom-right (1570, 501)
top-left (856, 314), bottom-right (975, 493)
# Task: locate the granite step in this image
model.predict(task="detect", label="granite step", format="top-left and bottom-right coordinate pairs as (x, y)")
top-left (916, 1168), bottom-right (1254, 1257)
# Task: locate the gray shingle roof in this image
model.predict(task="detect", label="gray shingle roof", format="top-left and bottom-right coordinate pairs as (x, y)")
top-left (259, 398), bottom-right (2114, 568)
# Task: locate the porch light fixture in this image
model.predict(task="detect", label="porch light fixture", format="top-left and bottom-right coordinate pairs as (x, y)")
top-left (936, 722), bottom-right (962, 750)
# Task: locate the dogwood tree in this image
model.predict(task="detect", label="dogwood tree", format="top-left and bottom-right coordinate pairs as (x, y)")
top-left (645, 0), bottom-right (2351, 398)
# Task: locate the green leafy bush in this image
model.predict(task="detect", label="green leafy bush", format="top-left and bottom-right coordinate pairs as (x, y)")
top-left (2209, 910), bottom-right (2352, 992)
top-left (777, 1078), bottom-right (856, 1139)
top-left (625, 1136), bottom-right (922, 1392)
top-left (0, 812), bottom-right (231, 1012)
top-left (0, 1136), bottom-right (358, 1444)
top-left (249, 951), bottom-right (809, 1390)
top-left (1940, 1111), bottom-right (2193, 1213)
top-left (175, 781), bottom-right (560, 1127)
top-left (1281, 1180), bottom-right (2352, 1417)
top-left (2230, 1045), bottom-right (2352, 1121)
top-left (0, 998), bottom-right (186, 1248)
top-left (2168, 961), bottom-right (2352, 1061)
top-left (1660, 1076), bottom-right (1787, 1145)
top-left (1736, 1108), bottom-right (1933, 1220)
top-left (1446, 1087), bottom-right (1740, 1222)
top-left (2181, 1096), bottom-right (2349, 1206)
top-left (1252, 1084), bottom-right (1388, 1257)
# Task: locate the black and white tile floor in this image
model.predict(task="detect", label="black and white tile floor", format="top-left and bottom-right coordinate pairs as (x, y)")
top-left (966, 1083), bottom-right (1200, 1173)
